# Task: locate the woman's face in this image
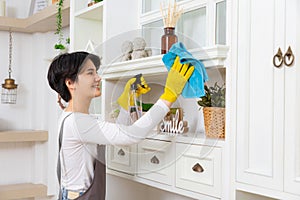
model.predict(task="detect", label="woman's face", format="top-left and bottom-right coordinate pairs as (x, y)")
top-left (75, 59), bottom-right (101, 99)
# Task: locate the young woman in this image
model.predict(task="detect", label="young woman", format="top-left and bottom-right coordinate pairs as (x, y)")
top-left (47, 51), bottom-right (194, 200)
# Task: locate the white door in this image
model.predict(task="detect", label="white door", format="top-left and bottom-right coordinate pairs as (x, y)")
top-left (284, 0), bottom-right (300, 195)
top-left (236, 0), bottom-right (285, 190)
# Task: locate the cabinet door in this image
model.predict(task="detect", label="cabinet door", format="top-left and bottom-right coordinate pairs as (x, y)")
top-left (284, 0), bottom-right (300, 195)
top-left (236, 0), bottom-right (285, 190)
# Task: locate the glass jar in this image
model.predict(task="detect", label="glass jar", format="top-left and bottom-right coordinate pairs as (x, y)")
top-left (161, 27), bottom-right (178, 54)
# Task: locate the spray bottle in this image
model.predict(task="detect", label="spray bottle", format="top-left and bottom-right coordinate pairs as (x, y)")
top-left (129, 74), bottom-right (143, 123)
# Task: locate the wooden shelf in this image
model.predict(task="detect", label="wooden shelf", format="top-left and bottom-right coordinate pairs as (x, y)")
top-left (0, 183), bottom-right (47, 199)
top-left (0, 130), bottom-right (48, 142)
top-left (0, 0), bottom-right (70, 33)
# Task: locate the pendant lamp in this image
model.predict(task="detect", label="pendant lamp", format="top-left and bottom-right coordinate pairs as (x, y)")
top-left (1, 30), bottom-right (18, 104)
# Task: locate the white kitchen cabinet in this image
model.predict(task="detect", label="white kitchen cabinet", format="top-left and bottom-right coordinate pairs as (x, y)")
top-left (69, 0), bottom-right (229, 199)
top-left (102, 48), bottom-right (228, 199)
top-left (235, 0), bottom-right (300, 198)
top-left (140, 0), bottom-right (227, 47)
top-left (283, 0), bottom-right (300, 196)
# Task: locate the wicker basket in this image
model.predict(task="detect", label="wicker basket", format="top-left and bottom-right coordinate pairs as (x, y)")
top-left (203, 107), bottom-right (225, 138)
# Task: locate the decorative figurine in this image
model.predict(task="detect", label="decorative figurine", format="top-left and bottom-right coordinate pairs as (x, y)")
top-left (131, 37), bottom-right (152, 60)
top-left (121, 40), bottom-right (133, 61)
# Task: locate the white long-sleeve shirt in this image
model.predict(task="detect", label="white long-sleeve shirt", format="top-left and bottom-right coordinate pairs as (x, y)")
top-left (59, 99), bottom-right (169, 191)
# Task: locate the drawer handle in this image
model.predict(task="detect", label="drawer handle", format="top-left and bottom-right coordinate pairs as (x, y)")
top-left (150, 155), bottom-right (160, 164)
top-left (192, 163), bottom-right (204, 173)
top-left (283, 46), bottom-right (294, 67)
top-left (117, 149), bottom-right (125, 156)
top-left (273, 47), bottom-right (283, 68)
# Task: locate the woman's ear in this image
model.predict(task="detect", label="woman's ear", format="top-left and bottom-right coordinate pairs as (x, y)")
top-left (65, 79), bottom-right (75, 90)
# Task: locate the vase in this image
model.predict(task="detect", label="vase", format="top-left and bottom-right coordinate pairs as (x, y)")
top-left (161, 27), bottom-right (178, 54)
top-left (203, 107), bottom-right (226, 138)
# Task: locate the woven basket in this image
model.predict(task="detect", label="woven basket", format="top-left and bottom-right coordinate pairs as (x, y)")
top-left (203, 107), bottom-right (225, 138)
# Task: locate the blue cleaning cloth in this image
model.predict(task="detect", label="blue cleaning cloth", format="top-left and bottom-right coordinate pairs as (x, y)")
top-left (162, 42), bottom-right (209, 98)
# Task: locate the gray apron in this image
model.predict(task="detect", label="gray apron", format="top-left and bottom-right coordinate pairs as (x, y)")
top-left (57, 114), bottom-right (106, 200)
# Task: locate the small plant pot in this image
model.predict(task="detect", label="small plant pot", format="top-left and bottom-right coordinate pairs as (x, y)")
top-left (203, 107), bottom-right (225, 138)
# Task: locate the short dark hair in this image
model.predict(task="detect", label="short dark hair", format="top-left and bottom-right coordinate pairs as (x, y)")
top-left (47, 51), bottom-right (101, 102)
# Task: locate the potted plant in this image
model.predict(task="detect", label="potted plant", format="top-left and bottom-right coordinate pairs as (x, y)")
top-left (197, 82), bottom-right (226, 138)
top-left (54, 0), bottom-right (68, 53)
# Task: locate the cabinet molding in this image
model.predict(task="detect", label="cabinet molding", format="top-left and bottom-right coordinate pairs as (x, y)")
top-left (101, 45), bottom-right (229, 80)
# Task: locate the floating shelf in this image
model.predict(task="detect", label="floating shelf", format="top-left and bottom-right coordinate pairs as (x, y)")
top-left (0, 183), bottom-right (47, 199)
top-left (0, 130), bottom-right (48, 142)
top-left (0, 0), bottom-right (70, 33)
top-left (101, 45), bottom-right (229, 80)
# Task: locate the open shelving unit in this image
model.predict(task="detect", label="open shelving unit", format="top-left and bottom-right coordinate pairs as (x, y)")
top-left (0, 0), bottom-right (70, 33)
top-left (0, 130), bottom-right (48, 199)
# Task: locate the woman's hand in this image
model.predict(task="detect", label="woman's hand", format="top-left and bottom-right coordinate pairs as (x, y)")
top-left (117, 75), bottom-right (151, 110)
top-left (160, 56), bottom-right (194, 104)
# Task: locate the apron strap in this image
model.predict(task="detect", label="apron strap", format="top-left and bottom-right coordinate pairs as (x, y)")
top-left (57, 113), bottom-right (72, 199)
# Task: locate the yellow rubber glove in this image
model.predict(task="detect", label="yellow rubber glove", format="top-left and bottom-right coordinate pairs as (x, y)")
top-left (117, 76), bottom-right (151, 110)
top-left (160, 56), bottom-right (195, 103)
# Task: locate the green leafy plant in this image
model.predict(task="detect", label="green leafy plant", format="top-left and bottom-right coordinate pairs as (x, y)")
top-left (197, 82), bottom-right (226, 108)
top-left (54, 43), bottom-right (65, 50)
top-left (54, 0), bottom-right (67, 50)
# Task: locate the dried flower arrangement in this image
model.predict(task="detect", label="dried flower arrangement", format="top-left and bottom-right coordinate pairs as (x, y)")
top-left (160, 1), bottom-right (183, 28)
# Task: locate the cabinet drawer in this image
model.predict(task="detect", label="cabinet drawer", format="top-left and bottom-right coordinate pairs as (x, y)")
top-left (137, 139), bottom-right (174, 185)
top-left (107, 144), bottom-right (137, 174)
top-left (175, 143), bottom-right (222, 198)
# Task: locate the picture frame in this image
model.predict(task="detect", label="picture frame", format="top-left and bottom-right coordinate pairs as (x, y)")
top-left (28, 0), bottom-right (48, 16)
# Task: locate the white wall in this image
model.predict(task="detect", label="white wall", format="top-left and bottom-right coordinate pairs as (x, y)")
top-left (0, 27), bottom-right (69, 198)
top-left (0, 31), bottom-right (33, 130)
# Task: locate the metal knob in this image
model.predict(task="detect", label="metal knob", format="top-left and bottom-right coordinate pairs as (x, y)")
top-left (117, 149), bottom-right (125, 156)
top-left (192, 163), bottom-right (204, 173)
top-left (150, 155), bottom-right (160, 164)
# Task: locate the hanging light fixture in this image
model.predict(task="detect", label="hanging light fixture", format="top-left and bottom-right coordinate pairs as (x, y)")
top-left (1, 30), bottom-right (18, 104)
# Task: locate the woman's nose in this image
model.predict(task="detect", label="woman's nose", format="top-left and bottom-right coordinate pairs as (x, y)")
top-left (95, 74), bottom-right (101, 81)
